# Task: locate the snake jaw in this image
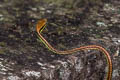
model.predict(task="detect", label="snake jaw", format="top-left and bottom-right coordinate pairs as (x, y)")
top-left (36, 19), bottom-right (47, 33)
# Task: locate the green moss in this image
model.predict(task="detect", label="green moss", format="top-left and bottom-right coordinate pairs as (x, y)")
top-left (57, 27), bottom-right (64, 35)
top-left (95, 34), bottom-right (101, 38)
top-left (0, 42), bottom-right (6, 47)
top-left (43, 0), bottom-right (74, 8)
top-left (0, 49), bottom-right (6, 54)
top-left (27, 56), bottom-right (34, 60)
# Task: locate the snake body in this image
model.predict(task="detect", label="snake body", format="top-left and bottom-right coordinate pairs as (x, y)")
top-left (36, 19), bottom-right (112, 80)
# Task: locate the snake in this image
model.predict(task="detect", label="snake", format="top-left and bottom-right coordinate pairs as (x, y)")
top-left (36, 19), bottom-right (112, 80)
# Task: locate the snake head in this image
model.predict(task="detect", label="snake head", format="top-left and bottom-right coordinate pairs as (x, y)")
top-left (36, 19), bottom-right (47, 33)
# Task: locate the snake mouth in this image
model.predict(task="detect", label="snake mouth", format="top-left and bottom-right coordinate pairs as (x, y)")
top-left (36, 19), bottom-right (47, 33)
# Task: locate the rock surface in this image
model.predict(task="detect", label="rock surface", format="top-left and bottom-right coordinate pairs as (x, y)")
top-left (0, 0), bottom-right (120, 80)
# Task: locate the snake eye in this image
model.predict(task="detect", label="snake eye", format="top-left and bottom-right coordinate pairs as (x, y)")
top-left (36, 19), bottom-right (47, 33)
